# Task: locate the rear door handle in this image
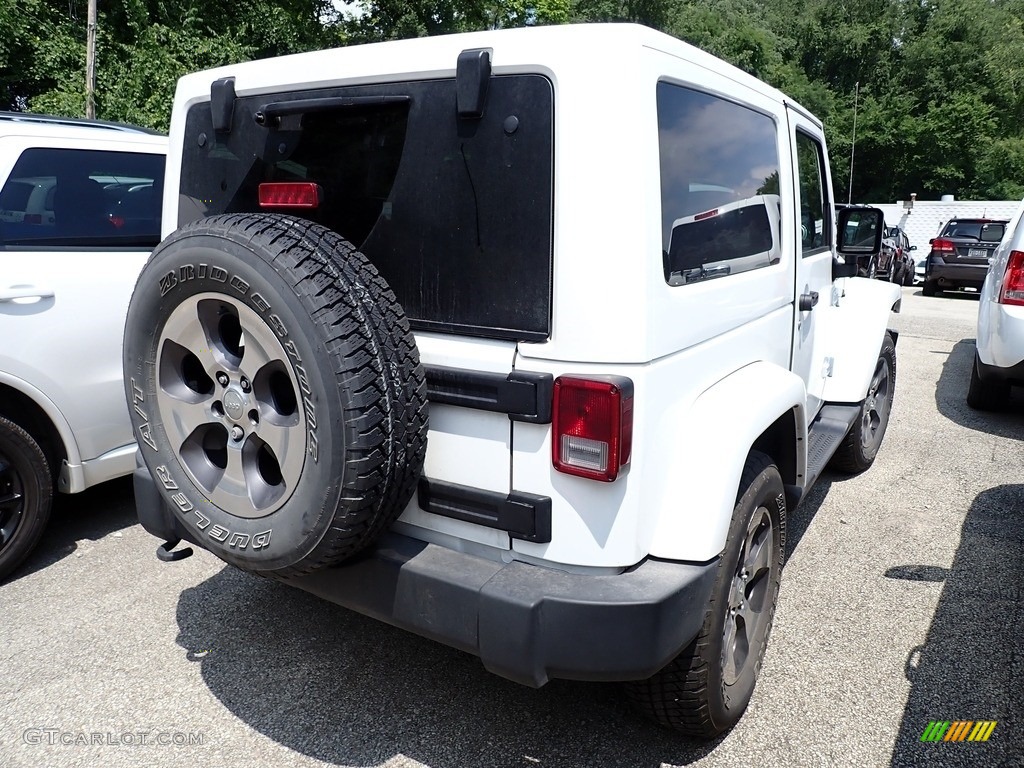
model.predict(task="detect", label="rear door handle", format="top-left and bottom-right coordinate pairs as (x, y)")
top-left (799, 291), bottom-right (819, 312)
top-left (0, 285), bottom-right (55, 302)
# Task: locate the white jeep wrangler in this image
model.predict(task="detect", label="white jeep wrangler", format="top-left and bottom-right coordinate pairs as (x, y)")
top-left (126, 24), bottom-right (899, 737)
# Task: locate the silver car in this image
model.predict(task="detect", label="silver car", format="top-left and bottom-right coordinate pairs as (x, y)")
top-left (0, 112), bottom-right (166, 580)
top-left (968, 198), bottom-right (1024, 409)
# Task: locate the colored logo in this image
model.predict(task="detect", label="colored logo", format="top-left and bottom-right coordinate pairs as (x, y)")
top-left (920, 721), bottom-right (997, 742)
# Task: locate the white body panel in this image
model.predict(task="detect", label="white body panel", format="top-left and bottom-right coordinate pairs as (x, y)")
top-left (821, 277), bottom-right (902, 403)
top-left (514, 308), bottom-right (796, 566)
top-left (396, 333), bottom-right (514, 549)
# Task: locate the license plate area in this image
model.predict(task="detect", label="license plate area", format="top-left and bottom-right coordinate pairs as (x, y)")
top-left (968, 248), bottom-right (989, 258)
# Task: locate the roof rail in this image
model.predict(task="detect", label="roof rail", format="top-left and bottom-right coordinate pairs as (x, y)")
top-left (0, 111), bottom-right (164, 136)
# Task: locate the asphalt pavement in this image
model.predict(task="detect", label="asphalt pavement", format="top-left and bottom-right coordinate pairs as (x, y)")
top-left (2, 286), bottom-right (1022, 768)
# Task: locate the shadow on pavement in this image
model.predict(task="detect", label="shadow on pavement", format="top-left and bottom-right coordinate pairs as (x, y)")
top-left (888, 484), bottom-right (1024, 767)
top-left (175, 564), bottom-right (721, 768)
top-left (7, 475), bottom-right (137, 583)
top-left (934, 339), bottom-right (1024, 440)
top-left (909, 289), bottom-right (980, 300)
top-left (784, 473), bottom-right (832, 562)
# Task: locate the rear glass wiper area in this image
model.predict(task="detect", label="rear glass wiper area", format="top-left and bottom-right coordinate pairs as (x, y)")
top-left (254, 96), bottom-right (410, 126)
top-left (669, 264), bottom-right (732, 285)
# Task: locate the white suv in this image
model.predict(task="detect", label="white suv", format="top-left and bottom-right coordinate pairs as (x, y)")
top-left (969, 197), bottom-right (1024, 409)
top-left (126, 24), bottom-right (899, 737)
top-left (0, 112), bottom-right (167, 579)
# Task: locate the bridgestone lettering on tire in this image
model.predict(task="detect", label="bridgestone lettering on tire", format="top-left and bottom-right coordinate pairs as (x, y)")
top-left (625, 451), bottom-right (785, 737)
top-left (123, 214), bottom-right (428, 577)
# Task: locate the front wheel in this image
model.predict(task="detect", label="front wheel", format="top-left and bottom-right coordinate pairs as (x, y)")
top-left (0, 416), bottom-right (53, 581)
top-left (625, 452), bottom-right (785, 737)
top-left (831, 332), bottom-right (896, 473)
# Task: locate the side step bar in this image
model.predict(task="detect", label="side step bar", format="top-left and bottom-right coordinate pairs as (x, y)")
top-left (804, 403), bottom-right (862, 491)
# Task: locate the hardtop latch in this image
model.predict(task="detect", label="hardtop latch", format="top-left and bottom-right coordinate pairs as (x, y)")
top-left (210, 77), bottom-right (236, 133)
top-left (456, 48), bottom-right (492, 119)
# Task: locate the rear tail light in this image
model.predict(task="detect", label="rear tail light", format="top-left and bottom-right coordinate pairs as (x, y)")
top-left (258, 182), bottom-right (322, 209)
top-left (999, 250), bottom-right (1024, 306)
top-left (552, 375), bottom-right (633, 482)
top-left (932, 238), bottom-right (956, 254)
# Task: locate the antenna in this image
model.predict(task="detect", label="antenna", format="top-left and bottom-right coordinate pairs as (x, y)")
top-left (848, 81), bottom-right (859, 205)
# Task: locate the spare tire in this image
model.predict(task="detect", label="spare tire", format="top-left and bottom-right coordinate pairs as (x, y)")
top-left (124, 214), bottom-right (427, 577)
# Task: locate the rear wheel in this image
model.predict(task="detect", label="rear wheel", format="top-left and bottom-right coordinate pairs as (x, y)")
top-left (922, 280), bottom-right (940, 297)
top-left (967, 354), bottom-right (1010, 411)
top-left (626, 452), bottom-right (785, 737)
top-left (0, 416), bottom-right (53, 581)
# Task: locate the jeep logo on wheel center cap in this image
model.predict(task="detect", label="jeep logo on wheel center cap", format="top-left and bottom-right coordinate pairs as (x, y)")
top-left (223, 389), bottom-right (246, 421)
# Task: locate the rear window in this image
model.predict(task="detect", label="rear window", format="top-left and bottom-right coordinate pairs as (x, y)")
top-left (657, 82), bottom-right (781, 285)
top-left (0, 148), bottom-right (164, 248)
top-left (941, 220), bottom-right (1006, 242)
top-left (180, 75), bottom-right (554, 342)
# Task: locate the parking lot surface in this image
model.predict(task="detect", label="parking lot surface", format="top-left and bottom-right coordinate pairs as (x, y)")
top-left (2, 287), bottom-right (1022, 768)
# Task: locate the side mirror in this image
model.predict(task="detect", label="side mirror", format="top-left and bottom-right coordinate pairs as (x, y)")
top-left (909, 245), bottom-right (918, 251)
top-left (835, 206), bottom-right (884, 280)
top-left (836, 206), bottom-right (885, 255)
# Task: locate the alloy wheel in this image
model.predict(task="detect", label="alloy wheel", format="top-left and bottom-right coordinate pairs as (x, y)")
top-left (722, 505), bottom-right (776, 685)
top-left (860, 354), bottom-right (891, 454)
top-left (156, 293), bottom-right (306, 518)
top-left (0, 452), bottom-right (25, 551)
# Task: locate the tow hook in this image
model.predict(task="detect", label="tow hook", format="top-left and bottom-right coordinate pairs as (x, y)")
top-left (157, 539), bottom-right (193, 562)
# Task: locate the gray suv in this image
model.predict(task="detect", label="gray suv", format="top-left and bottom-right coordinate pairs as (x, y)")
top-left (923, 218), bottom-right (1007, 296)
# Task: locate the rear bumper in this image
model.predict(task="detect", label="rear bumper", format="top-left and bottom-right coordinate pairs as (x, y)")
top-left (976, 353), bottom-right (1024, 386)
top-left (926, 256), bottom-right (987, 287)
top-left (133, 459), bottom-right (718, 687)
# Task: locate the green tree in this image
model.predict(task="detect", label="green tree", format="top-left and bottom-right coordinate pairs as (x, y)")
top-left (2, 0), bottom-right (339, 129)
top-left (5, 0), bottom-right (1024, 199)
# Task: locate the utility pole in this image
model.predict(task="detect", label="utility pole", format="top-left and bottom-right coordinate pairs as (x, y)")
top-left (847, 81), bottom-right (859, 205)
top-left (86, 0), bottom-right (97, 119)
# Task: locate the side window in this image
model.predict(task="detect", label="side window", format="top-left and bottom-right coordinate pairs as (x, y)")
top-left (658, 82), bottom-right (781, 286)
top-left (795, 132), bottom-right (830, 254)
top-left (0, 148), bottom-right (164, 248)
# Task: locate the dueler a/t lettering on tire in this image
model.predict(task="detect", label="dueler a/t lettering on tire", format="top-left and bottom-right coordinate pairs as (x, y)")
top-left (123, 214), bottom-right (427, 577)
top-left (626, 451), bottom-right (785, 737)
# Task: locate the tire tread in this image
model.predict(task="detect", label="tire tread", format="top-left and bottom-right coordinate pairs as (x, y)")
top-left (141, 214), bottom-right (427, 577)
top-left (625, 452), bottom-right (781, 738)
top-left (0, 415), bottom-right (54, 581)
